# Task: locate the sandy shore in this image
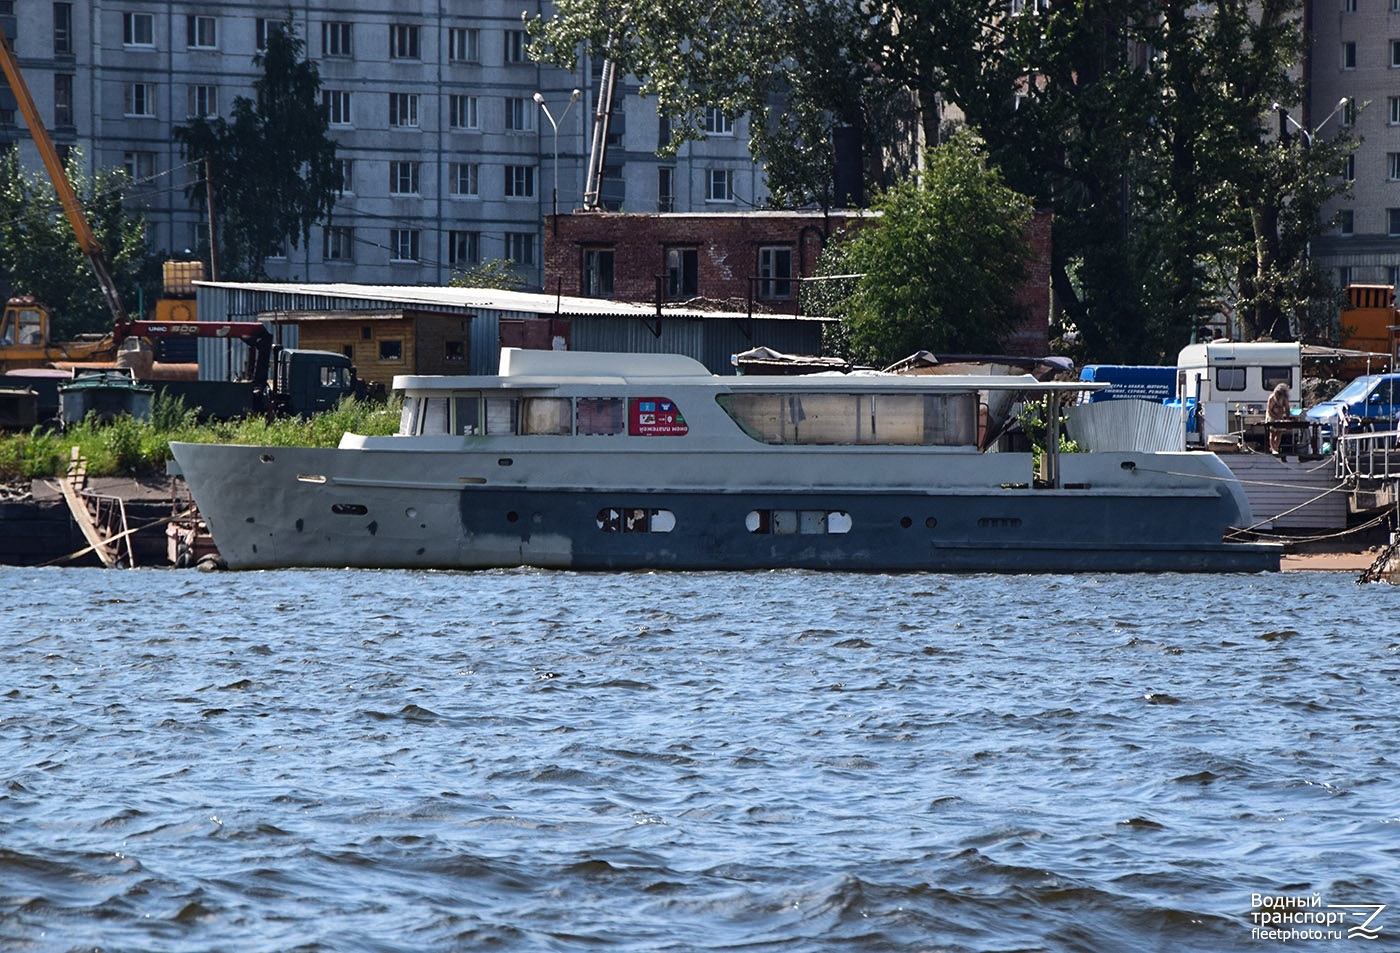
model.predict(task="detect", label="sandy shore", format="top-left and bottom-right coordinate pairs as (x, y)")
top-left (1280, 548), bottom-right (1383, 573)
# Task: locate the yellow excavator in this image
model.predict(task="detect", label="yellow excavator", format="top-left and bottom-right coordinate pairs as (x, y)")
top-left (0, 27), bottom-right (188, 375)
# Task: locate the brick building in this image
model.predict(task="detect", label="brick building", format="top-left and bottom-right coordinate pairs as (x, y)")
top-left (544, 209), bottom-right (1054, 357)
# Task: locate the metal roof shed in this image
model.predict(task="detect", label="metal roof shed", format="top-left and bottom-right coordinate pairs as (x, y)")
top-left (192, 282), bottom-right (832, 379)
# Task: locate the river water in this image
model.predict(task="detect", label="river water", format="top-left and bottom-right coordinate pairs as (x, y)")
top-left (2, 567), bottom-right (1397, 952)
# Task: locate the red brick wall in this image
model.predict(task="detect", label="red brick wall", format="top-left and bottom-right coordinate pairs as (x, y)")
top-left (545, 209), bottom-right (1053, 355)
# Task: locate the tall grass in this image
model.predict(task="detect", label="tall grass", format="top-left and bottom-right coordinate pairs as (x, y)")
top-left (0, 392), bottom-right (402, 479)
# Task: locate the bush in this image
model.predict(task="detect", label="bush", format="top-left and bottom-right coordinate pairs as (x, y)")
top-left (0, 393), bottom-right (401, 479)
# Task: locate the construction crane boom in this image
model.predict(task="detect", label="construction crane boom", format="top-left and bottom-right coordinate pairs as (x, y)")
top-left (0, 29), bottom-right (129, 329)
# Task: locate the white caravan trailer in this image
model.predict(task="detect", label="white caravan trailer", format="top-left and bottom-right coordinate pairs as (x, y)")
top-left (1176, 341), bottom-right (1301, 446)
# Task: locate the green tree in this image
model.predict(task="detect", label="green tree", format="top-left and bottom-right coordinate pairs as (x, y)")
top-left (173, 18), bottom-right (340, 279)
top-left (533, 0), bottom-right (1347, 362)
top-left (818, 131), bottom-right (1033, 367)
top-left (0, 150), bottom-right (156, 339)
top-left (448, 259), bottom-right (527, 292)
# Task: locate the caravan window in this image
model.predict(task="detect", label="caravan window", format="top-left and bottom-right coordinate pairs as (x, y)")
top-left (1262, 366), bottom-right (1293, 391)
top-left (1215, 367), bottom-right (1246, 392)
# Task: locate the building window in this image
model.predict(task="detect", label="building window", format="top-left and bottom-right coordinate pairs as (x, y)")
top-left (256, 18), bottom-right (286, 51)
top-left (1390, 97), bottom-right (1400, 126)
top-left (123, 150), bottom-right (154, 183)
top-left (706, 168), bottom-right (734, 202)
top-left (1393, 0), bottom-right (1400, 12)
top-left (449, 27), bottom-right (479, 62)
top-left (658, 167), bottom-right (675, 212)
top-left (53, 74), bottom-right (73, 127)
top-left (125, 83), bottom-right (155, 118)
top-left (1338, 266), bottom-right (1352, 289)
top-left (582, 248), bottom-right (615, 297)
top-left (504, 30), bottom-right (527, 63)
top-left (187, 84), bottom-right (217, 119)
top-left (335, 158), bottom-right (353, 194)
top-left (1389, 154), bottom-right (1400, 181)
top-left (505, 232), bottom-right (534, 265)
top-left (186, 15), bottom-right (217, 50)
top-left (703, 107), bottom-right (733, 135)
top-left (123, 12), bottom-right (154, 47)
top-left (1344, 154), bottom-right (1355, 182)
top-left (449, 94), bottom-right (479, 130)
top-left (380, 340), bottom-right (404, 361)
top-left (324, 226), bottom-right (355, 261)
top-left (505, 97), bottom-right (535, 131)
top-left (390, 24), bottom-right (420, 59)
top-left (757, 246), bottom-right (794, 299)
top-left (54, 3), bottom-right (73, 55)
top-left (389, 93), bottom-right (419, 128)
top-left (322, 90), bottom-right (351, 126)
top-left (389, 161), bottom-right (420, 195)
top-left (389, 230), bottom-right (419, 262)
top-left (1387, 208), bottom-right (1400, 236)
top-left (504, 165), bottom-right (535, 198)
top-left (1341, 99), bottom-right (1356, 127)
top-left (448, 230), bottom-right (479, 266)
top-left (665, 247), bottom-right (698, 299)
top-left (1339, 209), bottom-right (1354, 235)
top-left (322, 21), bottom-right (352, 57)
top-left (449, 162), bottom-right (479, 197)
top-left (1344, 0), bottom-right (1357, 11)
top-left (1344, 41), bottom-right (1357, 69)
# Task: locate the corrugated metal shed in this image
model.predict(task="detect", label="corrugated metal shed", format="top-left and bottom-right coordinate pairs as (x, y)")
top-left (193, 282), bottom-right (831, 379)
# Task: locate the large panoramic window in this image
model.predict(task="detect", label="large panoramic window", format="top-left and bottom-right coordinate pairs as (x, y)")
top-left (717, 392), bottom-right (979, 446)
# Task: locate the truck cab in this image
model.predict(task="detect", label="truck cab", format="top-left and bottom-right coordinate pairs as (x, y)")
top-left (268, 348), bottom-right (363, 416)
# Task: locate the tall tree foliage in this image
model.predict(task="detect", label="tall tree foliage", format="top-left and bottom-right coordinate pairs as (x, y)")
top-left (0, 150), bottom-right (155, 339)
top-left (812, 131), bottom-right (1033, 366)
top-left (174, 19), bottom-right (340, 279)
top-left (531, 0), bottom-right (1350, 363)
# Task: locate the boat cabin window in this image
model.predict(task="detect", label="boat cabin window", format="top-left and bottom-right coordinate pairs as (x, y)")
top-left (399, 394), bottom-right (684, 437)
top-left (421, 398), bottom-right (450, 435)
top-left (398, 399), bottom-right (420, 435)
top-left (485, 397), bottom-right (517, 434)
top-left (577, 397), bottom-right (626, 436)
top-left (522, 397), bottom-right (572, 435)
top-left (455, 397), bottom-right (480, 435)
top-left (717, 392), bottom-right (978, 446)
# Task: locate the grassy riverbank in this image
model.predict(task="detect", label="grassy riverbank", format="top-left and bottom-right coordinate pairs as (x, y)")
top-left (0, 393), bottom-right (401, 480)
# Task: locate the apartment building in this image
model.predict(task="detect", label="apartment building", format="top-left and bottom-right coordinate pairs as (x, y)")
top-left (1308, 0), bottom-right (1400, 291)
top-left (3, 0), bottom-right (767, 290)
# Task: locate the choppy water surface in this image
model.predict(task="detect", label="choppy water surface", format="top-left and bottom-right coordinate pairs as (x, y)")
top-left (2, 568), bottom-right (1398, 952)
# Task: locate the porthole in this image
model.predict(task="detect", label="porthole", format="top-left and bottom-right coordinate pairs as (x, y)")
top-left (900, 516), bottom-right (913, 528)
top-left (925, 517), bottom-right (938, 529)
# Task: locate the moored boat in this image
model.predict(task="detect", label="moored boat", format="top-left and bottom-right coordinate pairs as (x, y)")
top-left (170, 348), bottom-right (1280, 572)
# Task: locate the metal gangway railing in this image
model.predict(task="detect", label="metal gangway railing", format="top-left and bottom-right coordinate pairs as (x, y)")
top-left (1335, 428), bottom-right (1400, 483)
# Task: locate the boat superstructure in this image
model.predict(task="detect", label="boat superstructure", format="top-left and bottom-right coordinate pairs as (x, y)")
top-left (170, 348), bottom-right (1280, 572)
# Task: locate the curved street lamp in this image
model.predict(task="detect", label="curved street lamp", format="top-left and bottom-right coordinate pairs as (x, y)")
top-left (534, 88), bottom-right (582, 216)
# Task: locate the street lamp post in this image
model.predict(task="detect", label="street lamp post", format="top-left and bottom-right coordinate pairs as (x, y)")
top-left (1273, 97), bottom-right (1349, 147)
top-left (534, 88), bottom-right (581, 217)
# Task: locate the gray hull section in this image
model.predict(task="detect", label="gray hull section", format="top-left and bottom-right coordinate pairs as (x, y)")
top-left (172, 445), bottom-right (1280, 573)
